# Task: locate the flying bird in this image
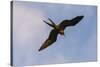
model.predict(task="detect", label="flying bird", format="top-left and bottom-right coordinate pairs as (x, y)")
top-left (39, 16), bottom-right (84, 51)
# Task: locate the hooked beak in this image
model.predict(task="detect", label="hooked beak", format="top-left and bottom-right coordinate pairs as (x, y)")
top-left (60, 30), bottom-right (65, 36)
top-left (60, 32), bottom-right (65, 36)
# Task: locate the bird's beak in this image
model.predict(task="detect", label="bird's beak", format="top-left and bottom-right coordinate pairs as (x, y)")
top-left (60, 30), bottom-right (65, 36)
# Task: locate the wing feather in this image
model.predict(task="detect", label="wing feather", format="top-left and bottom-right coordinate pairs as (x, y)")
top-left (39, 29), bottom-right (58, 51)
top-left (59, 16), bottom-right (84, 30)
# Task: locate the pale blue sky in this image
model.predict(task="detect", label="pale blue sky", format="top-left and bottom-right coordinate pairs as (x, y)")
top-left (13, 1), bottom-right (97, 66)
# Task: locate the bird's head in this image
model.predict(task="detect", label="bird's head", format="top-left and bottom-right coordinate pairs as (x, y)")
top-left (59, 30), bottom-right (64, 36)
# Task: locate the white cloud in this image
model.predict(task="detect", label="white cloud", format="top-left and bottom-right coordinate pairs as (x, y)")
top-left (12, 2), bottom-right (97, 66)
top-left (13, 2), bottom-right (47, 46)
top-left (13, 2), bottom-right (48, 65)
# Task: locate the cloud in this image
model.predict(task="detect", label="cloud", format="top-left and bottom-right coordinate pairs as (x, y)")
top-left (13, 2), bottom-right (48, 65)
top-left (13, 2), bottom-right (46, 42)
top-left (12, 1), bottom-right (97, 66)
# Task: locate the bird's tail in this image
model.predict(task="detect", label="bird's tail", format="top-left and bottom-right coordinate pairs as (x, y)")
top-left (43, 18), bottom-right (56, 29)
top-left (48, 18), bottom-right (56, 26)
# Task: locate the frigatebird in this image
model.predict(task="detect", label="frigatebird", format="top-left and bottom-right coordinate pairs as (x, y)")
top-left (39, 16), bottom-right (84, 51)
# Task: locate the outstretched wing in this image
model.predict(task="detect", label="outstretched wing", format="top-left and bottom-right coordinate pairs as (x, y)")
top-left (39, 29), bottom-right (58, 51)
top-left (59, 16), bottom-right (84, 30)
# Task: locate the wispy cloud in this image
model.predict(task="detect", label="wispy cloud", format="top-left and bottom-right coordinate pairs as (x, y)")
top-left (13, 1), bottom-right (97, 66)
top-left (13, 2), bottom-right (48, 65)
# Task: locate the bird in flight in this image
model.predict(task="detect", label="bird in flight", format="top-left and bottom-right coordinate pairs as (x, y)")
top-left (39, 16), bottom-right (84, 51)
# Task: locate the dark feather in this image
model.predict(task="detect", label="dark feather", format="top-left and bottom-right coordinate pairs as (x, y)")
top-left (59, 16), bottom-right (84, 30)
top-left (43, 20), bottom-right (54, 28)
top-left (39, 29), bottom-right (58, 51)
top-left (39, 16), bottom-right (84, 51)
top-left (48, 18), bottom-right (56, 25)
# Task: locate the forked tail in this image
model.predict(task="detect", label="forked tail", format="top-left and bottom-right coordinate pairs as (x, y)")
top-left (43, 18), bottom-right (57, 29)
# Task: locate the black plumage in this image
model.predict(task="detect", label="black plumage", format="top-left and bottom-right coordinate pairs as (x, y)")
top-left (39, 16), bottom-right (84, 51)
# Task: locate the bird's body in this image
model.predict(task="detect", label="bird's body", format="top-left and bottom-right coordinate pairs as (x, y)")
top-left (39, 16), bottom-right (84, 51)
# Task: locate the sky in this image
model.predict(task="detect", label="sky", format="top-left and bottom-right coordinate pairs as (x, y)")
top-left (12, 1), bottom-right (97, 66)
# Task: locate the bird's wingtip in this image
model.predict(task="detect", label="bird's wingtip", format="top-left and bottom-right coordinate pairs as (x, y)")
top-left (77, 15), bottom-right (84, 20)
top-left (38, 48), bottom-right (43, 52)
top-left (78, 15), bottom-right (84, 18)
top-left (38, 49), bottom-right (41, 52)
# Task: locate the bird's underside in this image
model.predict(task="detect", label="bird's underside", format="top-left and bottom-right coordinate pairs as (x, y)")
top-left (38, 16), bottom-right (84, 51)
